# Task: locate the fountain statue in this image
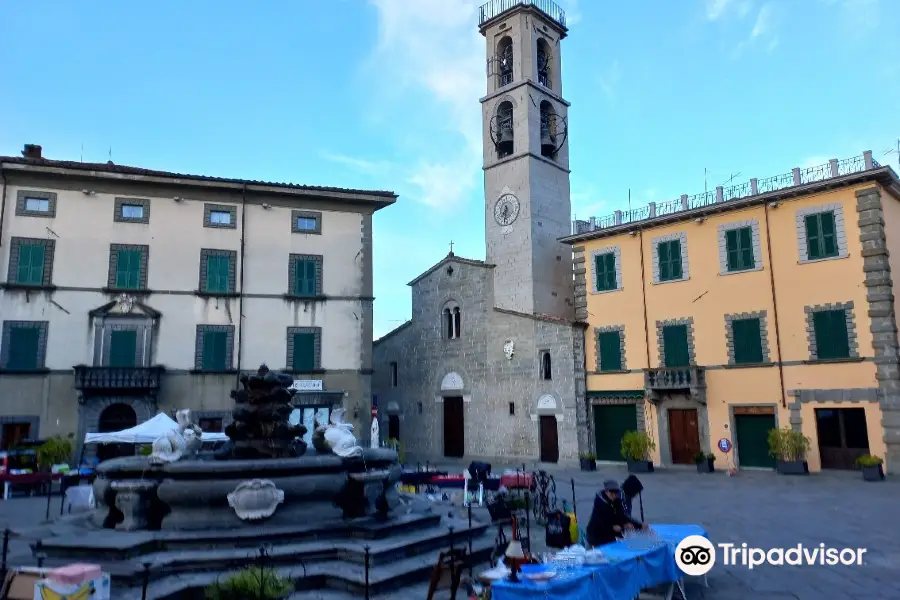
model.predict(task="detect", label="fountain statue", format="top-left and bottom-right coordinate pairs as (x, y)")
top-left (22, 364), bottom-right (491, 599)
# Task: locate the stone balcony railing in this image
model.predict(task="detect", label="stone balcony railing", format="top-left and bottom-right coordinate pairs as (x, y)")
top-left (645, 367), bottom-right (705, 391)
top-left (73, 365), bottom-right (165, 392)
top-left (573, 151), bottom-right (886, 234)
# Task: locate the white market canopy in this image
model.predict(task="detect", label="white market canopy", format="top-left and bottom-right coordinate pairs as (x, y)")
top-left (83, 413), bottom-right (228, 444)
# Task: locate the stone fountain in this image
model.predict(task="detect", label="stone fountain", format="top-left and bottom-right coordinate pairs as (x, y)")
top-left (19, 365), bottom-right (494, 599)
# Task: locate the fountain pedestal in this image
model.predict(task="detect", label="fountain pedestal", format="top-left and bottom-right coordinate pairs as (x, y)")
top-left (111, 480), bottom-right (158, 531)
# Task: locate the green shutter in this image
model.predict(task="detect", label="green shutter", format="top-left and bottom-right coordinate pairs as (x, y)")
top-left (726, 227), bottom-right (755, 272)
top-left (202, 331), bottom-right (228, 370)
top-left (725, 229), bottom-right (739, 271)
top-left (598, 331), bottom-right (622, 371)
top-left (739, 227), bottom-right (754, 269)
top-left (108, 330), bottom-right (138, 367)
top-left (805, 212), bottom-right (838, 260)
top-left (115, 249), bottom-right (142, 289)
top-left (16, 243), bottom-right (45, 285)
top-left (813, 310), bottom-right (850, 359)
top-left (595, 252), bottom-right (617, 292)
top-left (658, 240), bottom-right (682, 282)
top-left (662, 325), bottom-right (690, 367)
top-left (732, 318), bottom-right (763, 364)
top-left (205, 255), bottom-right (230, 293)
top-left (292, 333), bottom-right (316, 371)
top-left (294, 259), bottom-right (318, 296)
top-left (7, 327), bottom-right (40, 370)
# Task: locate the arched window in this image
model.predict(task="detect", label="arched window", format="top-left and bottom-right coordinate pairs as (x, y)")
top-left (497, 37), bottom-right (513, 87)
top-left (537, 39), bottom-right (551, 89)
top-left (496, 101), bottom-right (514, 159)
top-left (539, 100), bottom-right (557, 159)
top-left (541, 350), bottom-right (552, 380)
top-left (443, 304), bottom-right (461, 340)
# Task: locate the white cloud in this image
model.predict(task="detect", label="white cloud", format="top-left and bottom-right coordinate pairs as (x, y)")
top-left (321, 152), bottom-right (393, 176)
top-left (732, 3), bottom-right (779, 57)
top-left (367, 0), bottom-right (484, 209)
top-left (705, 0), bottom-right (752, 21)
top-left (598, 60), bottom-right (622, 104)
top-left (750, 3), bottom-right (771, 38)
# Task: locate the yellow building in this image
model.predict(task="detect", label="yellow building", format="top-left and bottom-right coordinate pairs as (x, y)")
top-left (561, 152), bottom-right (900, 474)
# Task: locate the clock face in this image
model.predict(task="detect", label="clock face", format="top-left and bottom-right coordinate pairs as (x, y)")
top-left (494, 193), bottom-right (520, 226)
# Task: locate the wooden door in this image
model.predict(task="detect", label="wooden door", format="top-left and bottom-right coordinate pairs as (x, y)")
top-left (388, 415), bottom-right (400, 441)
top-left (734, 413), bottom-right (776, 468)
top-left (443, 397), bottom-right (465, 458)
top-left (539, 416), bottom-right (559, 463)
top-left (816, 408), bottom-right (870, 470)
top-left (1, 423), bottom-right (31, 451)
top-left (668, 408), bottom-right (700, 465)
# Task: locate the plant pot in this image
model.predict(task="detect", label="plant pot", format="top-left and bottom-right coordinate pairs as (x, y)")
top-left (579, 459), bottom-right (597, 472)
top-left (776, 460), bottom-right (809, 475)
top-left (861, 465), bottom-right (884, 481)
top-left (626, 460), bottom-right (654, 473)
top-left (696, 458), bottom-right (715, 474)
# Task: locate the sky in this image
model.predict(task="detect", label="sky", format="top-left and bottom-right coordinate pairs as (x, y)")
top-left (1, 0), bottom-right (898, 339)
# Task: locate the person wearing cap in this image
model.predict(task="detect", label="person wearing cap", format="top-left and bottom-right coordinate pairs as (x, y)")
top-left (585, 480), bottom-right (648, 547)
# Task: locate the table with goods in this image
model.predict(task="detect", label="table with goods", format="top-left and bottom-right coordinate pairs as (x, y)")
top-left (486, 524), bottom-right (708, 600)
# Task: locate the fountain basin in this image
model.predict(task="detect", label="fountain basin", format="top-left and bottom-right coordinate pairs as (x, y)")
top-left (93, 448), bottom-right (401, 531)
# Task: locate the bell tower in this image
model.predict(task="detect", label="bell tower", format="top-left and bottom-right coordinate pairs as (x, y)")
top-left (478, 0), bottom-right (572, 319)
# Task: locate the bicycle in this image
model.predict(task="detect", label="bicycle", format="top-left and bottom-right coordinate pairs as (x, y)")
top-left (529, 470), bottom-right (557, 525)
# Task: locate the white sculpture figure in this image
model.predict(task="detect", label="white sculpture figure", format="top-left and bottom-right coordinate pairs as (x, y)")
top-left (150, 409), bottom-right (201, 464)
top-left (370, 417), bottom-right (380, 449)
top-left (320, 408), bottom-right (363, 458)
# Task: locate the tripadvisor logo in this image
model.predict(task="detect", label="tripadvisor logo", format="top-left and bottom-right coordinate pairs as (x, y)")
top-left (675, 536), bottom-right (867, 574)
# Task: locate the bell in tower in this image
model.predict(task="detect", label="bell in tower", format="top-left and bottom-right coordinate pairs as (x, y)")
top-left (540, 101), bottom-right (567, 159)
top-left (490, 101), bottom-right (515, 159)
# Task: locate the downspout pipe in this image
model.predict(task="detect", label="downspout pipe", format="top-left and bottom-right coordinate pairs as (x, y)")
top-left (0, 169), bottom-right (7, 248)
top-left (235, 184), bottom-right (247, 386)
top-left (638, 229), bottom-right (651, 371)
top-left (763, 202), bottom-right (787, 408)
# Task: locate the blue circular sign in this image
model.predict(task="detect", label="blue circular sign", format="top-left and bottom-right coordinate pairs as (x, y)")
top-left (717, 438), bottom-right (732, 453)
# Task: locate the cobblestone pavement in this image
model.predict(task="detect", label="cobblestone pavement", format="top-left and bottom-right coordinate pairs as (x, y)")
top-left (2, 467), bottom-right (898, 600)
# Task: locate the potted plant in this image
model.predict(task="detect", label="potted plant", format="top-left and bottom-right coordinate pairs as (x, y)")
top-left (621, 431), bottom-right (655, 473)
top-left (856, 454), bottom-right (884, 481)
top-left (694, 451), bottom-right (715, 474)
top-left (579, 452), bottom-right (597, 471)
top-left (37, 434), bottom-right (74, 470)
top-left (205, 567), bottom-right (294, 600)
top-left (767, 427), bottom-right (810, 475)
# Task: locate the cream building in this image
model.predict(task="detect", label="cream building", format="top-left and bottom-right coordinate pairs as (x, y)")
top-left (0, 144), bottom-right (395, 459)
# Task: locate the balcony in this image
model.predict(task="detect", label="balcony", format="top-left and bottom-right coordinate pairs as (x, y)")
top-left (645, 367), bottom-right (706, 403)
top-left (479, 0), bottom-right (567, 28)
top-left (73, 366), bottom-right (165, 393)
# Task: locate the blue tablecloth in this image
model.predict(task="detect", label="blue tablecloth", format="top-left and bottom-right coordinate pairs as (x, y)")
top-left (491, 523), bottom-right (707, 600)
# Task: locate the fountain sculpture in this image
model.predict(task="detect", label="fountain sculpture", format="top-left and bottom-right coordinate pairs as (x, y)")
top-left (24, 365), bottom-right (493, 599)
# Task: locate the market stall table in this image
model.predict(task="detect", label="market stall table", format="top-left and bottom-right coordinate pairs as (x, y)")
top-left (491, 523), bottom-right (708, 600)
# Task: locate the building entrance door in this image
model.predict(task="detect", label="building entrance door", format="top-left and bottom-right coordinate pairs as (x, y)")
top-left (668, 408), bottom-right (700, 465)
top-left (443, 397), bottom-right (465, 458)
top-left (539, 416), bottom-right (559, 463)
top-left (734, 410), bottom-right (776, 468)
top-left (815, 408), bottom-right (870, 470)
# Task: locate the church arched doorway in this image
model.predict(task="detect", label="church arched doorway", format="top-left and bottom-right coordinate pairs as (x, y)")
top-left (97, 403), bottom-right (137, 462)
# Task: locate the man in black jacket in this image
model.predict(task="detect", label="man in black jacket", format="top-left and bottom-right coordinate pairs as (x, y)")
top-left (586, 480), bottom-right (647, 547)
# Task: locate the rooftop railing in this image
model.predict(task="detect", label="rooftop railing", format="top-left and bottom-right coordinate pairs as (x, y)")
top-left (478, 0), bottom-right (566, 28)
top-left (572, 151), bottom-right (885, 235)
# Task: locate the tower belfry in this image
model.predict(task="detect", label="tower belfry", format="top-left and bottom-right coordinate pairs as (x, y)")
top-left (478, 0), bottom-right (573, 319)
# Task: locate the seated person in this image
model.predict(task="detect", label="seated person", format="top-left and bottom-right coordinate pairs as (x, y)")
top-left (586, 480), bottom-right (648, 547)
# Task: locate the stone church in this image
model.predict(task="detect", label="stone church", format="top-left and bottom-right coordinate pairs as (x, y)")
top-left (372, 0), bottom-right (588, 465)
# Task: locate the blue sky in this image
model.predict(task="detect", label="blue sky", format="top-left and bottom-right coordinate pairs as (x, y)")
top-left (2, 0), bottom-right (897, 339)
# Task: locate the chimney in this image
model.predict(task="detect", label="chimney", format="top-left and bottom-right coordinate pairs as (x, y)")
top-left (22, 144), bottom-right (42, 159)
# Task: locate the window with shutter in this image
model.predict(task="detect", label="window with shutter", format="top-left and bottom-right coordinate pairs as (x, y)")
top-left (657, 240), bottom-right (683, 282)
top-left (731, 318), bottom-right (763, 364)
top-left (804, 212), bottom-right (838, 260)
top-left (293, 259), bottom-right (318, 296)
top-left (202, 331), bottom-right (229, 370)
top-left (292, 333), bottom-right (317, 371)
top-left (16, 243), bottom-right (45, 285)
top-left (598, 331), bottom-right (622, 371)
top-left (7, 327), bottom-right (40, 370)
top-left (594, 252), bottom-right (617, 291)
top-left (115, 249), bottom-right (143, 289)
top-left (725, 227), bottom-right (755, 272)
top-left (205, 255), bottom-right (231, 293)
top-left (813, 309), bottom-right (850, 359)
top-left (108, 330), bottom-right (138, 367)
top-left (662, 325), bottom-right (690, 367)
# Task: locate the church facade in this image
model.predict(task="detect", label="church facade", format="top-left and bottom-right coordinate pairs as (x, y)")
top-left (372, 0), bottom-right (588, 465)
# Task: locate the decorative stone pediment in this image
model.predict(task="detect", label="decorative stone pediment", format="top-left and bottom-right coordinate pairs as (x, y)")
top-left (90, 294), bottom-right (161, 320)
top-left (441, 372), bottom-right (464, 391)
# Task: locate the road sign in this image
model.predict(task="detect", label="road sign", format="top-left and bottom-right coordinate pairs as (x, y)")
top-left (717, 438), bottom-right (732, 453)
